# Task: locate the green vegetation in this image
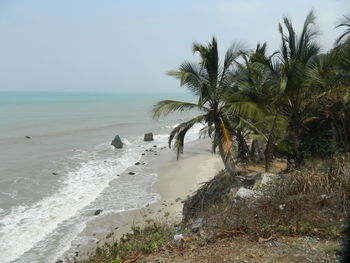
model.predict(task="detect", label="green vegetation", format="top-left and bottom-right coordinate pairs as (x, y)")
top-left (71, 223), bottom-right (175, 263)
top-left (73, 11), bottom-right (349, 263)
top-left (154, 10), bottom-right (350, 172)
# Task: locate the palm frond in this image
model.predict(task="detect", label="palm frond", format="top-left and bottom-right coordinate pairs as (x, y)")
top-left (226, 101), bottom-right (264, 121)
top-left (169, 115), bottom-right (206, 158)
top-left (153, 100), bottom-right (204, 119)
top-left (335, 14), bottom-right (350, 44)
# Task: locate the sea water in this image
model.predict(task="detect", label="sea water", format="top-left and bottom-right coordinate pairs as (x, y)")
top-left (0, 91), bottom-right (202, 263)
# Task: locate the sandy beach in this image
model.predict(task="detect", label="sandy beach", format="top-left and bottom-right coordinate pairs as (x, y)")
top-left (74, 139), bottom-right (224, 260)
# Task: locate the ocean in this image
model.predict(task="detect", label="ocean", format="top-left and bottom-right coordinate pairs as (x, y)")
top-left (0, 91), bottom-right (201, 263)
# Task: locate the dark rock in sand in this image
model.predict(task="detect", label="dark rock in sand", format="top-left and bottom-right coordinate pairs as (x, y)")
top-left (142, 153), bottom-right (145, 156)
top-left (128, 172), bottom-right (135, 175)
top-left (153, 145), bottom-right (157, 148)
top-left (94, 209), bottom-right (103, 216)
top-left (116, 174), bottom-right (120, 176)
top-left (135, 162), bottom-right (140, 165)
top-left (111, 135), bottom-right (123, 149)
top-left (55, 260), bottom-right (63, 263)
top-left (75, 251), bottom-right (79, 257)
top-left (25, 136), bottom-right (31, 139)
top-left (144, 132), bottom-right (154, 141)
top-left (52, 172), bottom-right (58, 175)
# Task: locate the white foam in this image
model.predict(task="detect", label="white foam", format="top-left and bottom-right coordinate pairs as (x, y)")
top-left (0, 121), bottom-right (205, 263)
top-left (0, 146), bottom-right (143, 263)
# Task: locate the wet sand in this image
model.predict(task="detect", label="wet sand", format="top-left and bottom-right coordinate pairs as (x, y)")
top-left (72, 139), bottom-right (224, 260)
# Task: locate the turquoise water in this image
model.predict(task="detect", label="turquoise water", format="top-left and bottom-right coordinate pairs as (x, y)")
top-left (0, 91), bottom-right (195, 138)
top-left (0, 91), bottom-right (201, 263)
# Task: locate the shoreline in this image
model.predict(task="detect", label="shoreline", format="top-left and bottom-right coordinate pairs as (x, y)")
top-left (71, 139), bottom-right (224, 261)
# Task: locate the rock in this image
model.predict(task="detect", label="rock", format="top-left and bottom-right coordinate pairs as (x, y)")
top-left (25, 136), bottom-right (31, 139)
top-left (235, 187), bottom-right (262, 199)
top-left (94, 209), bottom-right (103, 216)
top-left (142, 153), bottom-right (145, 156)
top-left (191, 218), bottom-right (204, 232)
top-left (253, 173), bottom-right (280, 190)
top-left (175, 197), bottom-right (182, 202)
top-left (128, 172), bottom-right (135, 175)
top-left (116, 174), bottom-right (120, 176)
top-left (52, 172), bottom-right (58, 175)
top-left (111, 135), bottom-right (123, 149)
top-left (164, 212), bottom-right (170, 217)
top-left (144, 132), bottom-right (154, 141)
top-left (55, 260), bottom-right (63, 263)
top-left (153, 145), bottom-right (157, 148)
top-left (135, 162), bottom-right (140, 165)
top-left (75, 251), bottom-right (79, 257)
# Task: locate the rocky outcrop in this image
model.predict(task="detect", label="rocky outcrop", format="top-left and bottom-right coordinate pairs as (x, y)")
top-left (111, 135), bottom-right (123, 149)
top-left (144, 132), bottom-right (154, 141)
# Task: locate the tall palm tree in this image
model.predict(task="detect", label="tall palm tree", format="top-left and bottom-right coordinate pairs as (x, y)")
top-left (276, 10), bottom-right (321, 168)
top-left (153, 37), bottom-right (241, 175)
top-left (230, 43), bottom-right (282, 170)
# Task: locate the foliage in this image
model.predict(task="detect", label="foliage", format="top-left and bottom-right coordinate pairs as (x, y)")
top-left (155, 10), bottom-right (350, 172)
top-left (70, 223), bottom-right (174, 263)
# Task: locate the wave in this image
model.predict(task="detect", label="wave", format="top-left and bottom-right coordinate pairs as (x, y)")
top-left (0, 123), bottom-right (205, 263)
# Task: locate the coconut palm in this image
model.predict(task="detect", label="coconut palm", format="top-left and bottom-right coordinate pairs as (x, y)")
top-left (228, 43), bottom-right (285, 171)
top-left (153, 37), bottom-right (242, 175)
top-left (275, 10), bottom-right (321, 168)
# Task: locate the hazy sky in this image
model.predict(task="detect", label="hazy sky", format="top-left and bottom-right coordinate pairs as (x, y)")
top-left (0, 0), bottom-right (348, 92)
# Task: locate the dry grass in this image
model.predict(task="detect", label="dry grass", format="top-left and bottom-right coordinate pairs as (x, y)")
top-left (191, 154), bottom-right (350, 240)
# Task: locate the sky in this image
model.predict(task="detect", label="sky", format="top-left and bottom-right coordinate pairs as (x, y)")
top-left (0, 0), bottom-right (348, 93)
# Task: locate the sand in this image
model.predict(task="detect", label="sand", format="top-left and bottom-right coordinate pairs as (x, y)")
top-left (73, 139), bottom-right (224, 260)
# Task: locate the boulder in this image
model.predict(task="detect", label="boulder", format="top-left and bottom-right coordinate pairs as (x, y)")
top-left (111, 135), bottom-right (123, 149)
top-left (94, 209), bottom-right (103, 216)
top-left (128, 172), bottom-right (135, 175)
top-left (144, 132), bottom-right (154, 141)
top-left (234, 187), bottom-right (262, 199)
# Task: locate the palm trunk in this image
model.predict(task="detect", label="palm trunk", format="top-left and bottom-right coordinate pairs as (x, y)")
top-left (264, 114), bottom-right (278, 172)
top-left (236, 129), bottom-right (249, 163)
top-left (293, 132), bottom-right (305, 169)
top-left (218, 142), bottom-right (236, 175)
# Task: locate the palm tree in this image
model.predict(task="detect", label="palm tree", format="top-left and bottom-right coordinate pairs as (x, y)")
top-left (229, 43), bottom-right (282, 171)
top-left (336, 15), bottom-right (350, 45)
top-left (276, 10), bottom-right (321, 168)
top-left (153, 37), bottom-right (241, 175)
